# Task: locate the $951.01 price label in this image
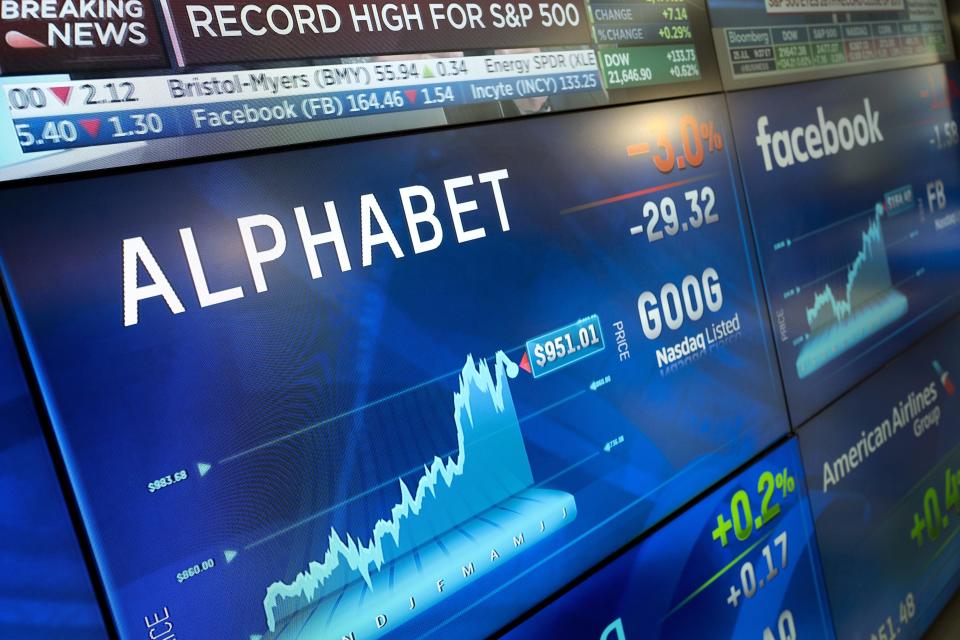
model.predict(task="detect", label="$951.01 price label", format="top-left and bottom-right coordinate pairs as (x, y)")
top-left (525, 315), bottom-right (605, 378)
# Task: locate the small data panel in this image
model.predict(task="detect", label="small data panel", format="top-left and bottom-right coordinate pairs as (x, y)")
top-left (708, 0), bottom-right (953, 89)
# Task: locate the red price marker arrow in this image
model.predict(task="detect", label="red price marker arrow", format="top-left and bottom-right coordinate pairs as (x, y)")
top-left (404, 89), bottom-right (418, 105)
top-left (519, 351), bottom-right (532, 374)
top-left (50, 86), bottom-right (72, 105)
top-left (78, 118), bottom-right (101, 138)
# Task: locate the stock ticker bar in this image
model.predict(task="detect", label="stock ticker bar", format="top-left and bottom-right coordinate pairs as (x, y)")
top-left (0, 0), bottom-right (719, 178)
top-left (6, 52), bottom-right (605, 152)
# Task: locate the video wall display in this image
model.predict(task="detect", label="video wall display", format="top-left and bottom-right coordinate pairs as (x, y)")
top-left (727, 62), bottom-right (960, 425)
top-left (502, 439), bottom-right (836, 640)
top-left (799, 313), bottom-right (960, 640)
top-left (707, 0), bottom-right (954, 89)
top-left (0, 309), bottom-right (106, 638)
top-left (0, 95), bottom-right (788, 639)
top-left (3, 7), bottom-right (960, 638)
top-left (0, 0), bottom-right (721, 182)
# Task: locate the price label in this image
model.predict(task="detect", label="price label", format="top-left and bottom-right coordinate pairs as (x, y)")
top-left (525, 315), bottom-right (605, 378)
top-left (177, 557), bottom-right (216, 584)
top-left (148, 469), bottom-right (188, 494)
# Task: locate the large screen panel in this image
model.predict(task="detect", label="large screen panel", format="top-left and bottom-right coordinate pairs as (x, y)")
top-left (0, 97), bottom-right (787, 639)
top-left (0, 0), bottom-right (721, 182)
top-left (727, 63), bottom-right (960, 425)
top-left (799, 313), bottom-right (960, 640)
top-left (0, 306), bottom-right (106, 637)
top-left (707, 0), bottom-right (954, 89)
top-left (501, 439), bottom-right (835, 640)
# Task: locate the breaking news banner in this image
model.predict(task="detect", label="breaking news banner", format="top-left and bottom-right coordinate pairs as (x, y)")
top-left (0, 0), bottom-right (168, 73)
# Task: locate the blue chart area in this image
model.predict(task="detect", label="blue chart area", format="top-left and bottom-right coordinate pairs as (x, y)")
top-left (263, 351), bottom-right (577, 640)
top-left (795, 202), bottom-right (908, 379)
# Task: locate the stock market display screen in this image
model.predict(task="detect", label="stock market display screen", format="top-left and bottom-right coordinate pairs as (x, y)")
top-left (799, 313), bottom-right (960, 640)
top-left (4, 0), bottom-right (960, 635)
top-left (727, 62), bottom-right (960, 424)
top-left (0, 95), bottom-right (788, 639)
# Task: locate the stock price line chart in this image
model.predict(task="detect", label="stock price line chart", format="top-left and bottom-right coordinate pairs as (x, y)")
top-left (780, 194), bottom-right (911, 380)
top-left (728, 64), bottom-right (960, 424)
top-left (262, 351), bottom-right (578, 639)
top-left (0, 96), bottom-right (786, 639)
